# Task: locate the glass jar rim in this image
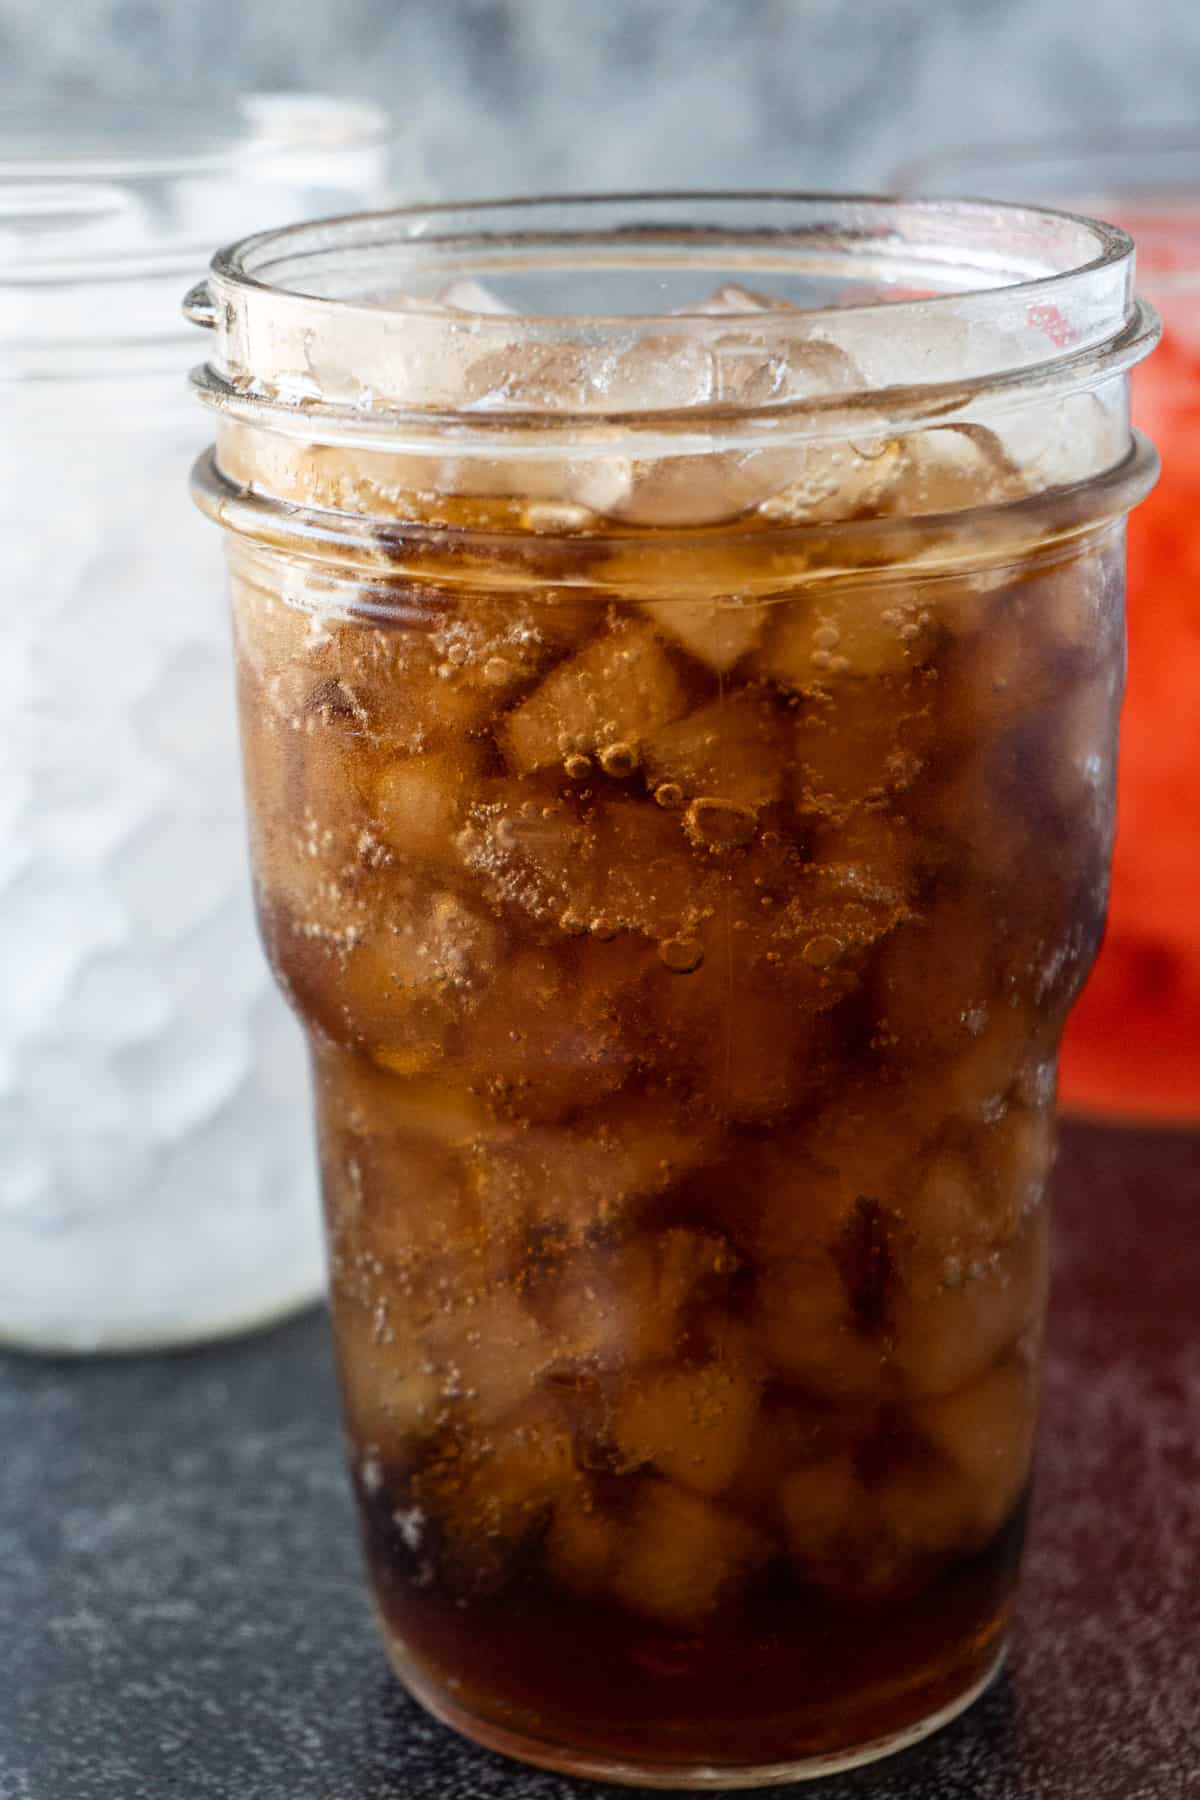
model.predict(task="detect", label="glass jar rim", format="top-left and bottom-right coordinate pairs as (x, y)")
top-left (0, 94), bottom-right (398, 367)
top-left (189, 191), bottom-right (1156, 450)
top-left (0, 93), bottom-right (396, 187)
top-left (895, 135), bottom-right (1200, 289)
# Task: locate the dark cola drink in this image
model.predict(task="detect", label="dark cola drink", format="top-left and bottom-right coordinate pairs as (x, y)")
top-left (228, 427), bottom-right (1122, 1774)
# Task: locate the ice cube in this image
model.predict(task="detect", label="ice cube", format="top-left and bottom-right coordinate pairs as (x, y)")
top-left (787, 678), bottom-right (934, 825)
top-left (317, 1081), bottom-right (511, 1318)
top-left (331, 1292), bottom-right (442, 1455)
top-left (753, 436), bottom-right (912, 526)
top-left (421, 1287), bottom-right (561, 1422)
top-left (614, 404), bottom-right (891, 532)
top-left (798, 1086), bottom-right (931, 1212)
top-left (423, 586), bottom-right (600, 707)
top-left (672, 283), bottom-right (779, 316)
top-left (610, 452), bottom-right (782, 528)
top-left (930, 565), bottom-right (1016, 642)
top-left (252, 892), bottom-right (424, 1066)
top-left (639, 596), bottom-right (767, 673)
top-left (977, 1102), bottom-right (1056, 1240)
top-left (500, 620), bottom-right (690, 775)
top-left (753, 1253), bottom-right (891, 1401)
top-left (700, 1132), bottom-right (857, 1264)
top-left (313, 1041), bottom-right (499, 1152)
top-left (910, 1357), bottom-right (1038, 1544)
top-left (643, 686), bottom-right (787, 810)
top-left (437, 278), bottom-right (514, 314)
top-left (872, 903), bottom-right (998, 1063)
top-left (236, 678), bottom-right (393, 945)
top-left (759, 856), bottom-right (910, 973)
top-left (461, 333), bottom-right (711, 416)
top-left (470, 1094), bottom-right (718, 1253)
top-left (869, 1452), bottom-right (978, 1567)
top-left (457, 945), bottom-right (635, 1121)
top-left (338, 890), bottom-right (499, 1063)
top-left (457, 795), bottom-right (591, 929)
top-left (807, 811), bottom-right (917, 899)
top-left (592, 327), bottom-right (866, 524)
top-left (649, 952), bottom-right (838, 1125)
top-left (419, 1400), bottom-right (579, 1591)
top-left (229, 573), bottom-right (318, 686)
top-left (1036, 552), bottom-right (1123, 664)
top-left (940, 582), bottom-right (1064, 736)
top-left (224, 414), bottom-right (631, 525)
top-left (729, 1390), bottom-right (876, 1520)
top-left (906, 1147), bottom-right (980, 1246)
top-left (891, 1207), bottom-right (1049, 1397)
top-left (373, 624), bottom-right (523, 749)
top-left (864, 1379), bottom-right (1033, 1571)
top-left (460, 789), bottom-right (709, 946)
top-left (536, 1224), bottom-right (741, 1375)
top-left (649, 851), bottom-right (908, 1089)
top-left (938, 1002), bottom-right (1038, 1122)
top-left (609, 1479), bottom-right (768, 1629)
top-left (901, 425), bottom-right (1027, 517)
top-left (613, 1362), bottom-right (760, 1497)
top-left (291, 610), bottom-right (524, 753)
top-left (780, 1454), bottom-right (859, 1563)
top-left (544, 1490), bottom-right (620, 1594)
top-left (1048, 667), bottom-right (1121, 820)
top-left (278, 609), bottom-right (510, 755)
top-left (756, 583), bottom-right (936, 689)
top-left (543, 1222), bottom-right (738, 1371)
top-left (596, 798), bottom-right (716, 939)
top-left (373, 746), bottom-right (486, 866)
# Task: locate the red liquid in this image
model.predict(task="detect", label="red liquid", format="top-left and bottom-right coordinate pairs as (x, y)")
top-left (1061, 215), bottom-right (1200, 1120)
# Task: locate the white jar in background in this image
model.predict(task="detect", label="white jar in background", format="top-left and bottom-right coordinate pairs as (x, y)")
top-left (0, 96), bottom-right (403, 1351)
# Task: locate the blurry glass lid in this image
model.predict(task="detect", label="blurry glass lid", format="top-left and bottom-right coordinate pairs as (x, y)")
top-left (0, 93), bottom-right (397, 350)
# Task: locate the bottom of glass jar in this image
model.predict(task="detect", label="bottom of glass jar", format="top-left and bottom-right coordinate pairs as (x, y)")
top-left (382, 1630), bottom-right (1006, 1790)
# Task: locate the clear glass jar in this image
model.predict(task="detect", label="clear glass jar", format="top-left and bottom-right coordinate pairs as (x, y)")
top-left (898, 137), bottom-right (1200, 1123)
top-left (188, 196), bottom-right (1157, 1785)
top-left (0, 97), bottom-right (400, 1352)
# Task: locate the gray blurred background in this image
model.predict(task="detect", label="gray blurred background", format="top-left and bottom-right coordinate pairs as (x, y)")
top-left (1, 0), bottom-right (1196, 197)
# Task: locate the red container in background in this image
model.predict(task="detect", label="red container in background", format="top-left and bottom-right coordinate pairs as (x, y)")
top-left (903, 140), bottom-right (1200, 1122)
top-left (1065, 211), bottom-right (1200, 1119)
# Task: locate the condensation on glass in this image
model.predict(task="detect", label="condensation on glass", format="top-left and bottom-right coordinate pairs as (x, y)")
top-left (188, 196), bottom-right (1157, 1785)
top-left (0, 97), bottom-right (400, 1351)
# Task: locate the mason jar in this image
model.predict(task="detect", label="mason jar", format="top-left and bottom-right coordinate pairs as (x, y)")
top-left (0, 97), bottom-right (400, 1351)
top-left (187, 196), bottom-right (1157, 1784)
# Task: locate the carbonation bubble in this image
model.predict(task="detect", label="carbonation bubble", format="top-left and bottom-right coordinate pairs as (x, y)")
top-left (659, 936), bottom-right (704, 973)
top-left (685, 797), bottom-right (758, 849)
top-left (599, 742), bottom-right (638, 778)
top-left (802, 934), bottom-right (843, 969)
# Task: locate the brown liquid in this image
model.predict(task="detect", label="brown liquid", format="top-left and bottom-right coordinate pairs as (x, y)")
top-left (230, 459), bottom-right (1123, 1774)
top-left (364, 1467), bottom-right (1027, 1768)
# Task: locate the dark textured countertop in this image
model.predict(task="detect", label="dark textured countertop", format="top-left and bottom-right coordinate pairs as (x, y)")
top-left (3, 1121), bottom-right (1198, 1800)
